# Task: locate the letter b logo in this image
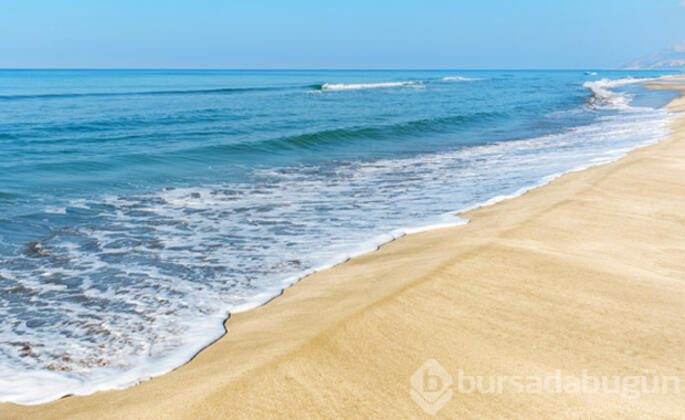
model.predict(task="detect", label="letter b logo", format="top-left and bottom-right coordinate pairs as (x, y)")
top-left (410, 359), bottom-right (453, 415)
top-left (424, 369), bottom-right (442, 392)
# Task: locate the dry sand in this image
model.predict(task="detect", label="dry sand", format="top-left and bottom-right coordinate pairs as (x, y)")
top-left (2, 81), bottom-right (685, 419)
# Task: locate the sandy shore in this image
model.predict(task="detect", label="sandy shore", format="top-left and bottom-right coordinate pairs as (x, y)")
top-left (3, 80), bottom-right (685, 419)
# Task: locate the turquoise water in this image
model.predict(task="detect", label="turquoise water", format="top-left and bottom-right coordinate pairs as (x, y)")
top-left (0, 69), bottom-right (677, 403)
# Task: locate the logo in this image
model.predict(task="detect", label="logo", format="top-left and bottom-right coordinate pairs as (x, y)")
top-left (410, 359), bottom-right (453, 415)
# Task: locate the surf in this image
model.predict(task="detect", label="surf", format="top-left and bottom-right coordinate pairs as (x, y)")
top-left (318, 81), bottom-right (421, 91)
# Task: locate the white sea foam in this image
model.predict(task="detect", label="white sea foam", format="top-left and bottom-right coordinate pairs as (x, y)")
top-left (0, 76), bottom-right (674, 405)
top-left (582, 77), bottom-right (655, 110)
top-left (441, 76), bottom-right (481, 81)
top-left (320, 81), bottom-right (420, 91)
top-left (317, 76), bottom-right (478, 92)
top-left (43, 207), bottom-right (66, 214)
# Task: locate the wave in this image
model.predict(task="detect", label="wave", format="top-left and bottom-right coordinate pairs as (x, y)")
top-left (194, 111), bottom-right (505, 155)
top-left (0, 85), bottom-right (294, 101)
top-left (441, 76), bottom-right (481, 82)
top-left (2, 112), bottom-right (506, 176)
top-left (2, 76), bottom-right (482, 100)
top-left (313, 76), bottom-right (481, 92)
top-left (582, 77), bottom-right (655, 110)
top-left (316, 81), bottom-right (421, 91)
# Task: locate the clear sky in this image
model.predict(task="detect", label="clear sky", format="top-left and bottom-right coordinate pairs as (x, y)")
top-left (1, 0), bottom-right (684, 69)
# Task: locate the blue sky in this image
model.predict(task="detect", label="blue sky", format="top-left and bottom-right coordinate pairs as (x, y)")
top-left (1, 0), bottom-right (684, 69)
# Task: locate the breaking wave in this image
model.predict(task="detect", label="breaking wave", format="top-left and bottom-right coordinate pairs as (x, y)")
top-left (582, 77), bottom-right (655, 110)
top-left (442, 76), bottom-right (481, 81)
top-left (318, 81), bottom-right (421, 91)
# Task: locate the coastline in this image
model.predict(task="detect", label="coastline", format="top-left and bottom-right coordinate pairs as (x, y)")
top-left (3, 78), bottom-right (685, 418)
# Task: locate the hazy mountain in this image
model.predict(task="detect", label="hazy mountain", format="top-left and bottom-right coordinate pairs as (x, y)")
top-left (624, 44), bottom-right (685, 70)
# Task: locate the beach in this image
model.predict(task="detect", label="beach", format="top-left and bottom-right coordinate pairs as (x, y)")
top-left (2, 78), bottom-right (685, 418)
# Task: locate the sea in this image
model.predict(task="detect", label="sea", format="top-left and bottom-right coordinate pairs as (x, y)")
top-left (0, 69), bottom-right (678, 404)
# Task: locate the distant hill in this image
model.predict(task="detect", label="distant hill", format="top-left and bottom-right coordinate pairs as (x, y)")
top-left (624, 45), bottom-right (685, 70)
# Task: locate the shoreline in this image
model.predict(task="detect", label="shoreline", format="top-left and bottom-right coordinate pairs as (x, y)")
top-left (7, 77), bottom-right (672, 406)
top-left (3, 77), bottom-right (685, 418)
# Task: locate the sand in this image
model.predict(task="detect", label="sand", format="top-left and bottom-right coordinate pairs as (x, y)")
top-left (2, 80), bottom-right (685, 419)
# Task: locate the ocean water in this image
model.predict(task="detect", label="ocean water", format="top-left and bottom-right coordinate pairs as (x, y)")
top-left (0, 69), bottom-right (678, 404)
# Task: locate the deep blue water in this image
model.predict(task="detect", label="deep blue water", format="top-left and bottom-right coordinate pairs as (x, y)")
top-left (0, 69), bottom-right (677, 403)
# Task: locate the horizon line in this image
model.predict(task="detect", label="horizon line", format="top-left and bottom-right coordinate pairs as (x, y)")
top-left (0, 67), bottom-right (673, 71)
